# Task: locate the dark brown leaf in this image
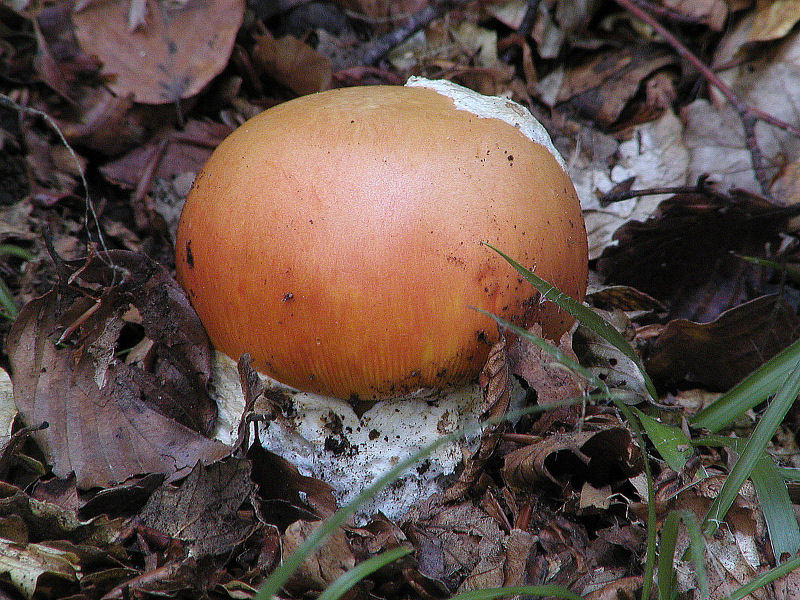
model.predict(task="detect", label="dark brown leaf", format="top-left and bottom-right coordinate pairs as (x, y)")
top-left (99, 120), bottom-right (233, 189)
top-left (282, 519), bottom-right (356, 593)
top-left (503, 418), bottom-right (643, 493)
top-left (644, 294), bottom-right (800, 389)
top-left (440, 336), bottom-right (509, 503)
top-left (508, 325), bottom-right (587, 407)
top-left (555, 43), bottom-right (675, 125)
top-left (402, 499), bottom-right (505, 591)
top-left (597, 191), bottom-right (788, 322)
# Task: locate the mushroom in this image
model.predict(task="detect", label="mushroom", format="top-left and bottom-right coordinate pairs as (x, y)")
top-left (175, 78), bottom-right (588, 405)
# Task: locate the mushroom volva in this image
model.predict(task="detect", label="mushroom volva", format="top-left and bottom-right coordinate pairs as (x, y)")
top-left (175, 78), bottom-right (588, 402)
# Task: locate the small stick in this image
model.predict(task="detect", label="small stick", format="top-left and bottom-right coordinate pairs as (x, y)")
top-left (361, 0), bottom-right (465, 66)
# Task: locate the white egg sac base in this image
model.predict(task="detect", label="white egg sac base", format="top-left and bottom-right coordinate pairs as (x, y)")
top-left (210, 351), bottom-right (484, 522)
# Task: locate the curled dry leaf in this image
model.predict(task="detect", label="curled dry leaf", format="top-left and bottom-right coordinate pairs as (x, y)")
top-left (5, 250), bottom-right (229, 488)
top-left (555, 43), bottom-right (675, 126)
top-left (503, 415), bottom-right (643, 493)
top-left (441, 336), bottom-right (509, 503)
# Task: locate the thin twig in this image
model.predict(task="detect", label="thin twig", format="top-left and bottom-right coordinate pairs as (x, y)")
top-left (614, 0), bottom-right (800, 199)
top-left (598, 180), bottom-right (729, 206)
top-left (361, 0), bottom-right (464, 66)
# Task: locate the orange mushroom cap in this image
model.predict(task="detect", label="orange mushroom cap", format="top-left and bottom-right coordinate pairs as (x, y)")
top-left (176, 79), bottom-right (588, 401)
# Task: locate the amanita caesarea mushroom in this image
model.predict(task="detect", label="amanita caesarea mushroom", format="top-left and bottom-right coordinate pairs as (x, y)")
top-left (175, 77), bottom-right (588, 517)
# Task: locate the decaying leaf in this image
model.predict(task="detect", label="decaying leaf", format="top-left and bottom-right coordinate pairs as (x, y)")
top-left (441, 335), bottom-right (509, 503)
top-left (660, 0), bottom-right (728, 30)
top-left (0, 538), bottom-right (80, 598)
top-left (402, 499), bottom-right (506, 592)
top-left (5, 250), bottom-right (229, 488)
top-left (248, 444), bottom-right (338, 521)
top-left (555, 43), bottom-right (675, 126)
top-left (137, 458), bottom-right (256, 558)
top-left (508, 325), bottom-right (587, 407)
top-left (0, 482), bottom-right (127, 598)
top-left (647, 474), bottom-right (768, 599)
top-left (572, 309), bottom-right (650, 403)
top-left (644, 294), bottom-right (800, 390)
top-left (252, 32), bottom-right (332, 96)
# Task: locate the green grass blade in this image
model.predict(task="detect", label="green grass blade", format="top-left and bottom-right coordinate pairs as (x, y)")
top-left (0, 276), bottom-right (19, 320)
top-left (695, 434), bottom-right (800, 559)
top-left (776, 466), bottom-right (800, 482)
top-left (749, 451), bottom-right (800, 558)
top-left (734, 254), bottom-right (800, 286)
top-left (703, 359), bottom-right (800, 536)
top-left (448, 585), bottom-right (582, 600)
top-left (0, 243), bottom-right (33, 321)
top-left (657, 511), bottom-right (680, 600)
top-left (483, 243), bottom-right (658, 401)
top-left (0, 244), bottom-right (34, 261)
top-left (478, 250), bottom-right (658, 600)
top-left (634, 409), bottom-right (692, 471)
top-left (691, 337), bottom-right (800, 432)
top-left (655, 510), bottom-right (708, 600)
top-left (317, 547), bottom-right (412, 600)
top-left (723, 553), bottom-right (800, 600)
top-left (474, 308), bottom-right (607, 393)
top-left (681, 511), bottom-right (708, 599)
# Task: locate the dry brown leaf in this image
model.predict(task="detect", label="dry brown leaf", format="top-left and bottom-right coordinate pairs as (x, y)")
top-left (659, 0), bottom-right (728, 30)
top-left (508, 325), bottom-right (586, 407)
top-left (33, 4), bottom-right (102, 100)
top-left (403, 499), bottom-right (506, 592)
top-left (502, 528), bottom-right (535, 586)
top-left (644, 294), bottom-right (800, 390)
top-left (252, 32), bottom-right (332, 96)
top-left (283, 519), bottom-right (355, 593)
top-left (334, 0), bottom-right (425, 19)
top-left (72, 0), bottom-right (245, 104)
top-left (646, 475), bottom-right (769, 599)
top-left (5, 250), bottom-right (229, 488)
top-left (137, 458), bottom-right (255, 558)
top-left (441, 337), bottom-right (509, 503)
top-left (573, 309), bottom-right (649, 403)
top-left (100, 120), bottom-right (232, 189)
top-left (248, 444), bottom-right (339, 520)
top-left (747, 0), bottom-right (800, 42)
